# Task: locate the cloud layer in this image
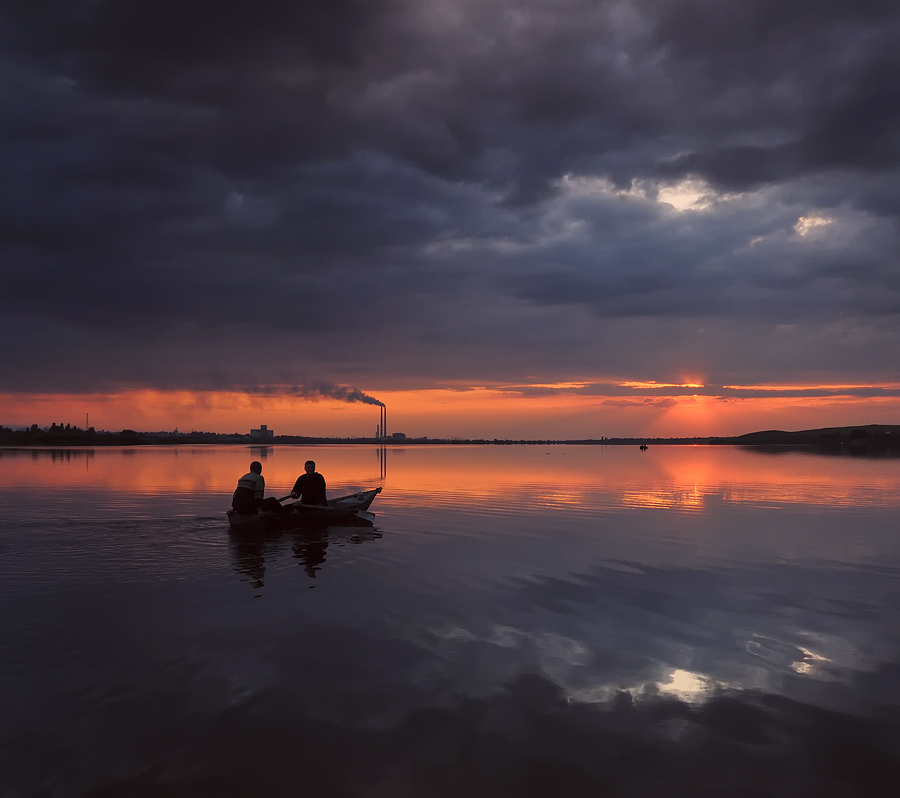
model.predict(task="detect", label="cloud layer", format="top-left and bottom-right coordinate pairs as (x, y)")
top-left (2, 0), bottom-right (899, 396)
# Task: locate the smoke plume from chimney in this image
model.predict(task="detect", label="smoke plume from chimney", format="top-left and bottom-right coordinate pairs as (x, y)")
top-left (244, 382), bottom-right (384, 407)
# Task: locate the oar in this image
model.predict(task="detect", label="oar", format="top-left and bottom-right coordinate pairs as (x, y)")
top-left (329, 491), bottom-right (361, 503)
top-left (272, 485), bottom-right (379, 504)
top-left (328, 489), bottom-right (378, 503)
top-left (279, 487), bottom-right (379, 508)
top-left (275, 491), bottom-right (360, 503)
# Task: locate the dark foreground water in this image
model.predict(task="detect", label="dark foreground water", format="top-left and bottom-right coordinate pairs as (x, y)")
top-left (1, 444), bottom-right (899, 796)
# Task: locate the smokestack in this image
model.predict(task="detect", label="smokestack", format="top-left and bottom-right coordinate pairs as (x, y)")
top-left (383, 405), bottom-right (387, 438)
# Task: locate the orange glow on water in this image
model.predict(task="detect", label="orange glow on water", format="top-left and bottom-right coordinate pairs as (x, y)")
top-left (0, 445), bottom-right (381, 495)
top-left (1, 444), bottom-right (898, 510)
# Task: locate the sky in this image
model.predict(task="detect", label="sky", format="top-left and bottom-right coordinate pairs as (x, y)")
top-left (2, 0), bottom-right (899, 438)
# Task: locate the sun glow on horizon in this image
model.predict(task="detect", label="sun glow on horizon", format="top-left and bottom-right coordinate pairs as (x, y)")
top-left (1, 384), bottom-right (897, 440)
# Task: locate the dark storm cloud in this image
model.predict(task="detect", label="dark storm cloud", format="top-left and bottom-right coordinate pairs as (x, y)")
top-left (648, 0), bottom-right (900, 186)
top-left (2, 0), bottom-right (899, 394)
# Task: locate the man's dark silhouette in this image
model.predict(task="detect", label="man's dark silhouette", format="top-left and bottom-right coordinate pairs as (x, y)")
top-left (290, 460), bottom-right (327, 506)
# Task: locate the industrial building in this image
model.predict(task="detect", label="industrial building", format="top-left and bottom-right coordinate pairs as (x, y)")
top-left (250, 424), bottom-right (274, 441)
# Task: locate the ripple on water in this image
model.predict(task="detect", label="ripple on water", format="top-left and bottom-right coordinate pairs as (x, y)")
top-left (0, 516), bottom-right (229, 591)
top-left (1, 445), bottom-right (899, 796)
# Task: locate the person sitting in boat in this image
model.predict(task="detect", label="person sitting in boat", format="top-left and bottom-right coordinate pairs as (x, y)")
top-left (232, 461), bottom-right (284, 515)
top-left (290, 460), bottom-right (328, 507)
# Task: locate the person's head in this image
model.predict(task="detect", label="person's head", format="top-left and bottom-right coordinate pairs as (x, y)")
top-left (250, 461), bottom-right (262, 474)
top-left (304, 460), bottom-right (316, 474)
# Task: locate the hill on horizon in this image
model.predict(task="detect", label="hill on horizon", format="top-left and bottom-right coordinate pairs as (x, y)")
top-left (728, 424), bottom-right (899, 447)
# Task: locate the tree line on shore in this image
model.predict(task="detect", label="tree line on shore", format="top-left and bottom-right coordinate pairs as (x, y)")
top-left (1, 423), bottom-right (898, 452)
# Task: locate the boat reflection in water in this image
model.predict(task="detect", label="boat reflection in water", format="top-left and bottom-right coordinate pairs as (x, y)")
top-left (230, 523), bottom-right (383, 593)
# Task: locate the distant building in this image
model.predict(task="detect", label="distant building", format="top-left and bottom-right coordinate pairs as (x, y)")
top-left (250, 424), bottom-right (274, 441)
top-left (391, 432), bottom-right (406, 441)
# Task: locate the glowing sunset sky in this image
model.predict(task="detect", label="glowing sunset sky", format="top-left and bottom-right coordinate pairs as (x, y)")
top-left (2, 1), bottom-right (899, 437)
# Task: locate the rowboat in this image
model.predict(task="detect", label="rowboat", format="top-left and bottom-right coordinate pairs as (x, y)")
top-left (227, 487), bottom-right (382, 531)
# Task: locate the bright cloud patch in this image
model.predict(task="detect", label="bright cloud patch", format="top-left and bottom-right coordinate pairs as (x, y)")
top-left (794, 215), bottom-right (833, 236)
top-left (557, 175), bottom-right (737, 212)
top-left (656, 179), bottom-right (717, 210)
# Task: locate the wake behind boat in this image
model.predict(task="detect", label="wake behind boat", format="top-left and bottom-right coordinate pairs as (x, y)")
top-left (227, 487), bottom-right (382, 531)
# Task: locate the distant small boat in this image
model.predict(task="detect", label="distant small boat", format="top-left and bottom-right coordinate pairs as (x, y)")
top-left (227, 487), bottom-right (382, 531)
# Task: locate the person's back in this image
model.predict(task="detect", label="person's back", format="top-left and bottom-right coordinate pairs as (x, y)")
top-left (291, 460), bottom-right (327, 506)
top-left (232, 461), bottom-right (283, 515)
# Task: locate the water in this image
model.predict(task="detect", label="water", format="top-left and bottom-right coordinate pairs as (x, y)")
top-left (1, 444), bottom-right (898, 796)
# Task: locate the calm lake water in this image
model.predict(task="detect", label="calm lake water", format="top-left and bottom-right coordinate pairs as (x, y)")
top-left (1, 444), bottom-right (899, 796)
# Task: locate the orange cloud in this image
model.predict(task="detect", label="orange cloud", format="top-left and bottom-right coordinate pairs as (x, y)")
top-left (1, 386), bottom-right (898, 439)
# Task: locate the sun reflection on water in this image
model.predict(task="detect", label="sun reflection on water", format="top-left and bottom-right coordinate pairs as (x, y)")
top-left (1, 444), bottom-right (898, 512)
top-left (656, 668), bottom-right (712, 701)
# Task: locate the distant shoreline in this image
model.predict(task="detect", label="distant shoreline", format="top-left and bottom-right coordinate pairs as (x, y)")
top-left (2, 423), bottom-right (898, 452)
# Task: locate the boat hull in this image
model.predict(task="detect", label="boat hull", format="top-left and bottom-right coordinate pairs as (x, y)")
top-left (227, 487), bottom-right (381, 531)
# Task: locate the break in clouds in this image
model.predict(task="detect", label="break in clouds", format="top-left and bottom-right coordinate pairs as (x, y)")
top-left (2, 0), bottom-right (899, 395)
